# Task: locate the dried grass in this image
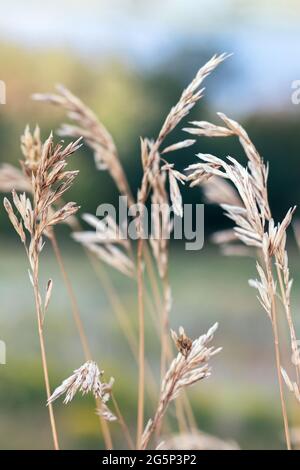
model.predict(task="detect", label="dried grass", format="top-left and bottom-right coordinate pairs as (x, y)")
top-left (30, 54), bottom-right (228, 450)
top-left (1, 53), bottom-right (266, 451)
top-left (141, 324), bottom-right (220, 449)
top-left (4, 132), bottom-right (82, 449)
top-left (184, 113), bottom-right (299, 449)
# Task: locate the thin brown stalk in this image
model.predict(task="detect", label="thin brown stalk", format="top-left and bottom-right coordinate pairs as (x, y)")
top-left (275, 263), bottom-right (300, 386)
top-left (141, 324), bottom-right (220, 449)
top-left (50, 231), bottom-right (91, 359)
top-left (185, 114), bottom-right (296, 449)
top-left (266, 257), bottom-right (291, 450)
top-left (32, 270), bottom-right (60, 450)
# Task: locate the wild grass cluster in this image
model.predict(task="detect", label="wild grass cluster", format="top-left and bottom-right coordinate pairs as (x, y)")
top-left (1, 53), bottom-right (299, 450)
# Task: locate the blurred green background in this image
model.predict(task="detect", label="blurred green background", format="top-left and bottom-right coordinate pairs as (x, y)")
top-left (0, 0), bottom-right (300, 450)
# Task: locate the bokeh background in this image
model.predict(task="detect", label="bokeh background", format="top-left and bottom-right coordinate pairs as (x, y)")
top-left (1, 0), bottom-right (300, 449)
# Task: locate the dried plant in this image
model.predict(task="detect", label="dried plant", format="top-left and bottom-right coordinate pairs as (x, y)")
top-left (140, 323), bottom-right (221, 449)
top-left (33, 85), bottom-right (175, 424)
top-left (293, 219), bottom-right (300, 250)
top-left (48, 361), bottom-right (114, 405)
top-left (184, 114), bottom-right (299, 449)
top-left (135, 54), bottom-right (229, 447)
top-left (72, 213), bottom-right (134, 277)
top-left (48, 359), bottom-right (122, 446)
top-left (20, 125), bottom-right (43, 175)
top-left (171, 326), bottom-right (193, 358)
top-left (2, 125), bottom-right (122, 447)
top-left (32, 85), bottom-right (165, 330)
top-left (281, 368), bottom-right (300, 404)
top-left (137, 55), bottom-right (229, 209)
top-left (202, 175), bottom-right (242, 207)
top-left (2, 53), bottom-right (243, 450)
top-left (33, 85), bottom-right (134, 205)
top-left (157, 430), bottom-right (239, 450)
top-left (32, 59), bottom-right (230, 447)
top-left (2, 46), bottom-right (300, 450)
top-left (27, 96), bottom-right (171, 437)
top-left (3, 133), bottom-right (81, 449)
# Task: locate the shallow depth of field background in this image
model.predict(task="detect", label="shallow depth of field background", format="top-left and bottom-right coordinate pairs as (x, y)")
top-left (1, 0), bottom-right (300, 449)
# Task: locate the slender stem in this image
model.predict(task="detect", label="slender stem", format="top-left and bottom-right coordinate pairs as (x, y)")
top-left (89, 252), bottom-right (158, 401)
top-left (136, 236), bottom-right (145, 449)
top-left (141, 363), bottom-right (182, 450)
top-left (32, 271), bottom-right (59, 450)
top-left (266, 257), bottom-right (291, 450)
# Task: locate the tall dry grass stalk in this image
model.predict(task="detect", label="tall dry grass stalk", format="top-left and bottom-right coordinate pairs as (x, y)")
top-left (32, 85), bottom-right (165, 313)
top-left (141, 324), bottom-right (221, 449)
top-left (184, 113), bottom-right (299, 449)
top-left (135, 54), bottom-right (229, 447)
top-left (33, 54), bottom-right (229, 448)
top-left (47, 359), bottom-right (132, 447)
top-left (281, 368), bottom-right (300, 405)
top-left (157, 430), bottom-right (239, 450)
top-left (3, 133), bottom-right (82, 449)
top-left (49, 234), bottom-right (115, 449)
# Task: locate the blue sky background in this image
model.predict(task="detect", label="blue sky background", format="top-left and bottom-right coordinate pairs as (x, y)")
top-left (0, 0), bottom-right (299, 114)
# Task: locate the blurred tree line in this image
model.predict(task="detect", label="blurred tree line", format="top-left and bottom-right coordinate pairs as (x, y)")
top-left (0, 42), bottom-right (299, 237)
